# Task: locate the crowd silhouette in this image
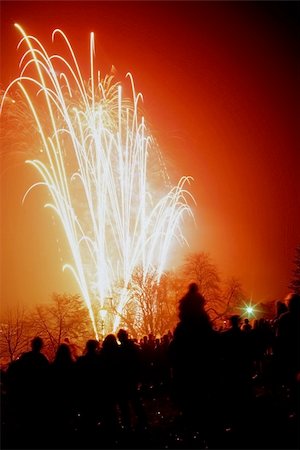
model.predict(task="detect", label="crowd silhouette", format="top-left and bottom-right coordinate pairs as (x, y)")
top-left (1, 285), bottom-right (299, 449)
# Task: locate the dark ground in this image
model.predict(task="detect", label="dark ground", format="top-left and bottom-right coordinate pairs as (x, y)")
top-left (1, 380), bottom-right (299, 450)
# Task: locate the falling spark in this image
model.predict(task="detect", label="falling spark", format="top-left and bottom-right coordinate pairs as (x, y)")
top-left (1, 25), bottom-right (195, 337)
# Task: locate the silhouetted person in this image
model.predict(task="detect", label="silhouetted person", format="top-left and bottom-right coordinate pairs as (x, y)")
top-left (49, 343), bottom-right (76, 444)
top-left (140, 334), bottom-right (156, 389)
top-left (221, 315), bottom-right (252, 427)
top-left (275, 300), bottom-right (288, 320)
top-left (64, 337), bottom-right (80, 360)
top-left (154, 334), bottom-right (172, 391)
top-left (117, 328), bottom-right (147, 430)
top-left (12, 336), bottom-right (50, 446)
top-left (169, 283), bottom-right (219, 436)
top-left (76, 339), bottom-right (102, 435)
top-left (242, 318), bottom-right (252, 333)
top-left (251, 318), bottom-right (273, 378)
top-left (272, 300), bottom-right (288, 338)
top-left (275, 293), bottom-right (300, 390)
top-left (178, 282), bottom-right (210, 326)
top-left (99, 334), bottom-right (121, 433)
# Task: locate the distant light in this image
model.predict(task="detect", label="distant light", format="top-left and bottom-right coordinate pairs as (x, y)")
top-left (239, 300), bottom-right (258, 318)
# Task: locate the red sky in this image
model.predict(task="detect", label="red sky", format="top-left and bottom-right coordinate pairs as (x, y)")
top-left (1, 1), bottom-right (299, 309)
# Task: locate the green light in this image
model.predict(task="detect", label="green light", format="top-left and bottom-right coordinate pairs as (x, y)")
top-left (239, 301), bottom-right (258, 318)
top-left (246, 306), bottom-right (253, 315)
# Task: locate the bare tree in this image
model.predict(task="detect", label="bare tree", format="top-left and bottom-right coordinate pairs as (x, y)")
top-left (106, 254), bottom-right (247, 336)
top-left (154, 271), bottom-right (186, 335)
top-left (107, 295), bottom-right (138, 338)
top-left (182, 252), bottom-right (248, 325)
top-left (127, 267), bottom-right (159, 336)
top-left (0, 305), bottom-right (30, 364)
top-left (207, 277), bottom-right (245, 321)
top-left (31, 293), bottom-right (94, 360)
top-left (109, 269), bottom-right (186, 337)
top-left (182, 252), bottom-right (221, 306)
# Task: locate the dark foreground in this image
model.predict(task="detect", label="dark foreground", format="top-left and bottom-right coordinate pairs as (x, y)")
top-left (1, 380), bottom-right (299, 450)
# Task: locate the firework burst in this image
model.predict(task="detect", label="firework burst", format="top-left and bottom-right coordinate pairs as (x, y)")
top-left (1, 25), bottom-right (195, 337)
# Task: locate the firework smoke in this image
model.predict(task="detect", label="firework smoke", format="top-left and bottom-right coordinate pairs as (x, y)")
top-left (1, 25), bottom-right (195, 337)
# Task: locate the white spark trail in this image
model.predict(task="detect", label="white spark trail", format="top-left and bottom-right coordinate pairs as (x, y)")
top-left (1, 25), bottom-right (195, 336)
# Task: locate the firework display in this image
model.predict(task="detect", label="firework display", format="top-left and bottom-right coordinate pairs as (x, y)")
top-left (1, 25), bottom-right (194, 337)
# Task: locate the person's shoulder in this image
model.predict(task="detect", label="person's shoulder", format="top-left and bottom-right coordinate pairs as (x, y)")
top-left (126, 340), bottom-right (140, 353)
top-left (220, 328), bottom-right (230, 335)
top-left (76, 355), bottom-right (85, 364)
top-left (278, 311), bottom-right (290, 324)
top-left (19, 351), bottom-right (31, 361)
top-left (40, 353), bottom-right (49, 362)
top-left (34, 352), bottom-right (49, 367)
top-left (179, 293), bottom-right (190, 304)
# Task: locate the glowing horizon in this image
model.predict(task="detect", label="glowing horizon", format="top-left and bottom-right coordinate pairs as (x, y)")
top-left (1, 25), bottom-right (195, 337)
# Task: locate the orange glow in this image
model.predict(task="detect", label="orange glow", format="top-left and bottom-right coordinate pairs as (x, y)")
top-left (1, 25), bottom-right (194, 335)
top-left (1, 2), bottom-right (299, 316)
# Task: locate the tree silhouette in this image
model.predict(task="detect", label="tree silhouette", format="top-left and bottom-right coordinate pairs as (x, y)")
top-left (109, 268), bottom-right (186, 337)
top-left (182, 252), bottom-right (221, 305)
top-left (0, 305), bottom-right (30, 364)
top-left (209, 276), bottom-right (245, 321)
top-left (31, 293), bottom-right (94, 359)
top-left (289, 244), bottom-right (300, 294)
top-left (182, 252), bottom-right (245, 321)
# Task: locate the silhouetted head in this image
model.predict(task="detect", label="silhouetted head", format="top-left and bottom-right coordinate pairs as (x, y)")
top-left (276, 300), bottom-right (288, 316)
top-left (285, 292), bottom-right (300, 316)
top-left (188, 282), bottom-right (198, 294)
top-left (148, 333), bottom-right (155, 342)
top-left (117, 328), bottom-right (128, 343)
top-left (230, 315), bottom-right (240, 328)
top-left (244, 318), bottom-right (249, 325)
top-left (54, 343), bottom-right (73, 364)
top-left (102, 334), bottom-right (118, 350)
top-left (85, 339), bottom-right (99, 353)
top-left (179, 283), bottom-right (207, 323)
top-left (31, 336), bottom-right (43, 352)
top-left (162, 334), bottom-right (170, 344)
